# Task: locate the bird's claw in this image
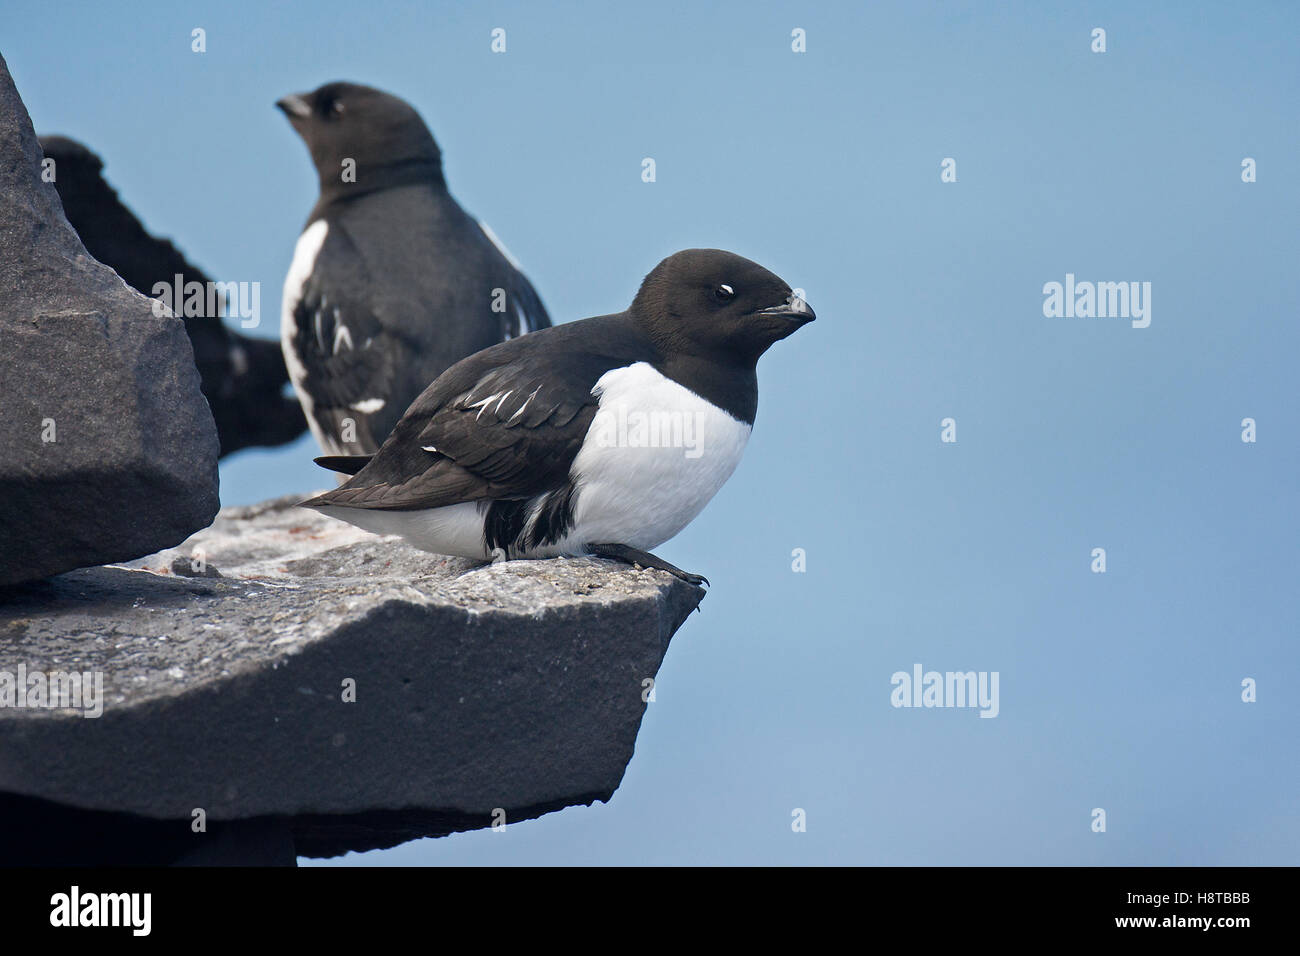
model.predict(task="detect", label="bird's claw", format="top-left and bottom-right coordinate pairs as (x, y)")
top-left (632, 561), bottom-right (707, 588)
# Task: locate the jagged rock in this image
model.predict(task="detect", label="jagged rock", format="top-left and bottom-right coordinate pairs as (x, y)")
top-left (0, 495), bottom-right (704, 860)
top-left (39, 135), bottom-right (306, 457)
top-left (0, 53), bottom-right (220, 587)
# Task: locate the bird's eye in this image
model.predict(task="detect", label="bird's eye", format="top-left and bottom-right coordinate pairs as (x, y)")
top-left (714, 284), bottom-right (735, 302)
top-left (318, 96), bottom-right (344, 118)
top-left (332, 99), bottom-right (345, 115)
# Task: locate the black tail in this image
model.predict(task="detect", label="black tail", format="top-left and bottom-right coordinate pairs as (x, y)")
top-left (314, 455), bottom-right (372, 476)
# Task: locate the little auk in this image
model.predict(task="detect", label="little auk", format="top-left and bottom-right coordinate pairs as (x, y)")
top-left (277, 80), bottom-right (550, 455)
top-left (304, 248), bottom-right (814, 585)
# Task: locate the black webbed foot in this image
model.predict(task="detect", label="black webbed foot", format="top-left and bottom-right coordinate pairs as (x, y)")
top-left (588, 543), bottom-right (709, 587)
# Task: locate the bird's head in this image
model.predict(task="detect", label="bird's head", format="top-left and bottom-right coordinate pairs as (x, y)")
top-left (631, 249), bottom-right (815, 365)
top-left (276, 81), bottom-right (443, 193)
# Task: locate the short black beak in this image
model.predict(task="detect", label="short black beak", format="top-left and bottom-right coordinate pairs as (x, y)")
top-left (755, 292), bottom-right (816, 324)
top-left (275, 94), bottom-right (311, 119)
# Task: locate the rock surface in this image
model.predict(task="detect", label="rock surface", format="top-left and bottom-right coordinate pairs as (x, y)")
top-left (0, 53), bottom-right (220, 586)
top-left (0, 495), bottom-right (704, 860)
top-left (39, 134), bottom-right (306, 458)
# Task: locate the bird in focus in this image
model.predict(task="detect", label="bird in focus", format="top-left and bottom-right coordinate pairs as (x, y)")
top-left (304, 249), bottom-right (815, 585)
top-left (277, 81), bottom-right (550, 456)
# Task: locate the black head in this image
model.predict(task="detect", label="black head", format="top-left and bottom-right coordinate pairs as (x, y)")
top-left (630, 249), bottom-right (815, 366)
top-left (276, 81), bottom-right (443, 194)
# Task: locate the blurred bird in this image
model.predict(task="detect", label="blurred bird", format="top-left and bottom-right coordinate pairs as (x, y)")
top-left (39, 135), bottom-right (306, 457)
top-left (305, 249), bottom-right (815, 585)
top-left (277, 81), bottom-right (551, 456)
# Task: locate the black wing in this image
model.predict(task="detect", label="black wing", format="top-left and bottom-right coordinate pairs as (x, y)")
top-left (304, 315), bottom-right (648, 512)
top-left (287, 225), bottom-right (415, 454)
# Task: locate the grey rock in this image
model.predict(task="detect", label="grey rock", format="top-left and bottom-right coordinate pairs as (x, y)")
top-left (0, 53), bottom-right (220, 586)
top-left (0, 495), bottom-right (704, 859)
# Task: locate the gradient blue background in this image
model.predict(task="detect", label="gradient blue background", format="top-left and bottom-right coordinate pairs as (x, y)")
top-left (7, 0), bottom-right (1297, 865)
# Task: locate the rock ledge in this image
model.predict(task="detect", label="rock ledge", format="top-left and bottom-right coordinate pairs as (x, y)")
top-left (0, 495), bottom-right (704, 859)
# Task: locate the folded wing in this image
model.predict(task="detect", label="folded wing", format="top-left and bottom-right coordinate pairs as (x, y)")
top-left (303, 329), bottom-right (629, 512)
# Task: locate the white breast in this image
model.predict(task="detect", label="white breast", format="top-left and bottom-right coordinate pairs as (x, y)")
top-left (280, 220), bottom-right (334, 451)
top-left (553, 362), bottom-right (752, 553)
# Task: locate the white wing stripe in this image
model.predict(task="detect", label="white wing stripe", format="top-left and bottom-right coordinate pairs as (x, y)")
top-left (477, 219), bottom-right (523, 271)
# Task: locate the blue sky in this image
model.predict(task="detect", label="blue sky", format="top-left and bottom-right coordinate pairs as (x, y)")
top-left (7, 0), bottom-right (1297, 864)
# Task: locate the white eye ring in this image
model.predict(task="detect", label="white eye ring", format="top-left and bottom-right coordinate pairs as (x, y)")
top-left (720, 284), bottom-right (733, 295)
top-left (332, 100), bottom-right (345, 114)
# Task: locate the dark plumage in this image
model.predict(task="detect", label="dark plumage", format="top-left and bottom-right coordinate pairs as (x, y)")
top-left (278, 81), bottom-right (550, 456)
top-left (39, 135), bottom-right (306, 457)
top-left (304, 249), bottom-right (815, 583)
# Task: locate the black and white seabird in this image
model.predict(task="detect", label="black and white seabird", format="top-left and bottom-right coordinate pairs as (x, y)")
top-left (277, 81), bottom-right (550, 455)
top-left (302, 249), bottom-right (815, 584)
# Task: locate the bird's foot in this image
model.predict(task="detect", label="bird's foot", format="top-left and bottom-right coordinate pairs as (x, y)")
top-left (489, 547), bottom-right (508, 565)
top-left (588, 543), bottom-right (709, 587)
